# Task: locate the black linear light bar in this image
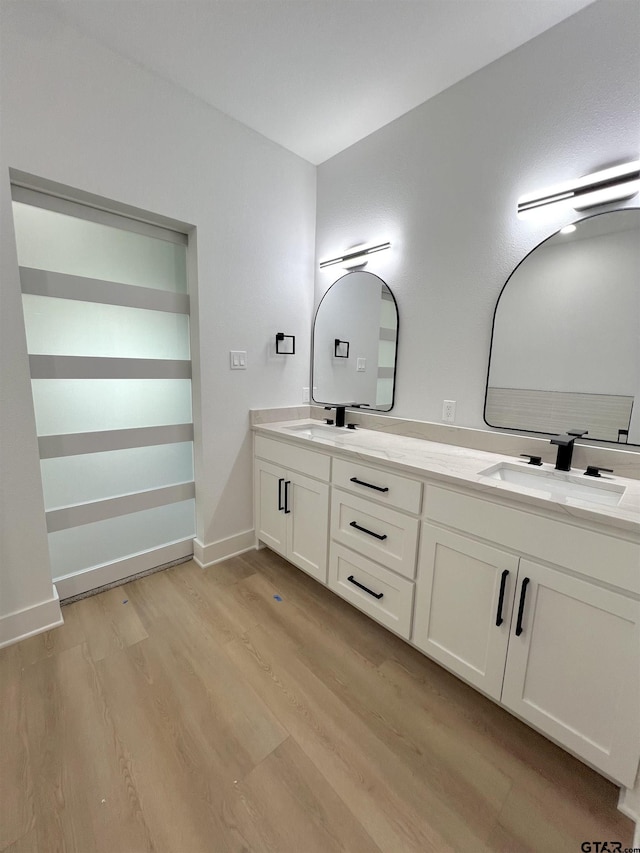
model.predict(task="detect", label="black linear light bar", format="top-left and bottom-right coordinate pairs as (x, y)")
top-left (319, 241), bottom-right (391, 269)
top-left (517, 160), bottom-right (640, 215)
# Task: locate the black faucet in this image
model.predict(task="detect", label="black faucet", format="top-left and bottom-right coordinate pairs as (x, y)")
top-left (324, 406), bottom-right (346, 427)
top-left (550, 428), bottom-right (588, 471)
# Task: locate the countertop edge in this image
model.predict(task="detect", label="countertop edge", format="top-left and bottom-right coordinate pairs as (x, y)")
top-left (252, 420), bottom-right (640, 538)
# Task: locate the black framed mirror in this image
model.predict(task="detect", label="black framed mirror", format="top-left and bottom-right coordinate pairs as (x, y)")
top-left (312, 271), bottom-right (399, 411)
top-left (484, 208), bottom-right (640, 445)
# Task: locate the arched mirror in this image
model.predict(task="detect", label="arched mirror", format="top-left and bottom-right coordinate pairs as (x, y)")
top-left (485, 208), bottom-right (640, 444)
top-left (312, 271), bottom-right (399, 411)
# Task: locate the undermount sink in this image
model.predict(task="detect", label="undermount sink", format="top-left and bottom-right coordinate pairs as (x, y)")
top-left (283, 423), bottom-right (355, 439)
top-left (479, 462), bottom-right (626, 507)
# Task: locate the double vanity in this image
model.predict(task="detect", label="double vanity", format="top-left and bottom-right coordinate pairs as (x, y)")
top-left (253, 416), bottom-right (640, 793)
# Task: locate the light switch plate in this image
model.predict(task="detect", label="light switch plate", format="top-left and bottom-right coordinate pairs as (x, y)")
top-left (230, 350), bottom-right (247, 369)
top-left (357, 358), bottom-right (366, 372)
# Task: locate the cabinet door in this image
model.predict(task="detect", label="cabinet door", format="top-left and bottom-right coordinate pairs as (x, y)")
top-left (413, 524), bottom-right (519, 701)
top-left (502, 560), bottom-right (640, 787)
top-left (287, 471), bottom-right (329, 583)
top-left (255, 460), bottom-right (287, 557)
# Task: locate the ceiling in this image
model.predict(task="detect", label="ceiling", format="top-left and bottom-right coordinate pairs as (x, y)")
top-left (51, 0), bottom-right (595, 165)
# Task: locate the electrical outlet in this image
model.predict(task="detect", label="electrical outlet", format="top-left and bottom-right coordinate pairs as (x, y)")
top-left (302, 387), bottom-right (310, 403)
top-left (442, 400), bottom-right (456, 423)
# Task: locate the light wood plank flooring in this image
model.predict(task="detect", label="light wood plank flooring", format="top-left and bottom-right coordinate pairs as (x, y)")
top-left (1, 549), bottom-right (634, 852)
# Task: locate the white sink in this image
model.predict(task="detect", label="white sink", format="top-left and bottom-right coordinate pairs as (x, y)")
top-left (283, 423), bottom-right (356, 439)
top-left (479, 462), bottom-right (625, 507)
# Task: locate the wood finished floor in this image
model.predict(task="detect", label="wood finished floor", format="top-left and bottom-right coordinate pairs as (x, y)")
top-left (0, 549), bottom-right (634, 853)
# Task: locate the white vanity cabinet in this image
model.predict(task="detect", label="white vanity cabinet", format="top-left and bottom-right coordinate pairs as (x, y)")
top-left (414, 485), bottom-right (640, 786)
top-left (254, 435), bottom-right (330, 583)
top-left (328, 458), bottom-right (422, 639)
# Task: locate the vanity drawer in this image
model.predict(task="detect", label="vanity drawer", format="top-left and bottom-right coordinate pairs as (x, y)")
top-left (332, 457), bottom-right (422, 514)
top-left (424, 485), bottom-right (640, 593)
top-left (331, 488), bottom-right (419, 579)
top-left (254, 434), bottom-right (330, 481)
top-left (329, 543), bottom-right (414, 639)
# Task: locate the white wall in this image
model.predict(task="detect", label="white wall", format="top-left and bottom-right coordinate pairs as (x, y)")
top-left (315, 0), bottom-right (640, 434)
top-left (0, 173), bottom-right (58, 641)
top-left (0, 2), bottom-right (316, 639)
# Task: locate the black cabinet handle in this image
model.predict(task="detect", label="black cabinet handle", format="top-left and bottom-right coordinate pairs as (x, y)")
top-left (284, 480), bottom-right (291, 514)
top-left (495, 569), bottom-right (509, 626)
top-left (347, 575), bottom-right (383, 599)
top-left (278, 477), bottom-right (285, 511)
top-left (349, 476), bottom-right (389, 493)
top-left (515, 577), bottom-right (530, 636)
top-left (349, 520), bottom-right (387, 540)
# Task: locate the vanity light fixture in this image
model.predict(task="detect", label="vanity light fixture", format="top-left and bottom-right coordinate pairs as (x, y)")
top-left (319, 241), bottom-right (391, 270)
top-left (517, 159), bottom-right (640, 216)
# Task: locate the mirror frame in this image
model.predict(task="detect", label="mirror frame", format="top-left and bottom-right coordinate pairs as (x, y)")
top-left (483, 207), bottom-right (640, 445)
top-left (311, 271), bottom-right (400, 412)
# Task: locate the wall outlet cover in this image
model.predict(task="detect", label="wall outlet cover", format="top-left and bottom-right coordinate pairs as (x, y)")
top-left (442, 400), bottom-right (456, 423)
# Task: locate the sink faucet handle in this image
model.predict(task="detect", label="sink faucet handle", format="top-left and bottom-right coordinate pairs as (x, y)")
top-left (520, 454), bottom-right (543, 466)
top-left (567, 428), bottom-right (589, 438)
top-left (584, 466), bottom-right (614, 478)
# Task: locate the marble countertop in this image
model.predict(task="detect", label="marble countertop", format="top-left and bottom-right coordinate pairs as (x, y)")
top-left (253, 419), bottom-right (640, 535)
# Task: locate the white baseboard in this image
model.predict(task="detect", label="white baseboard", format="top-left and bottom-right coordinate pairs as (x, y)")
top-left (0, 587), bottom-right (63, 650)
top-left (193, 530), bottom-right (255, 568)
top-left (54, 539), bottom-right (194, 600)
top-left (619, 772), bottom-right (640, 843)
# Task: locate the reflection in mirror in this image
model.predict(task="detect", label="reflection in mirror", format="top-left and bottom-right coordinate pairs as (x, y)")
top-left (312, 271), bottom-right (398, 411)
top-left (485, 209), bottom-right (640, 445)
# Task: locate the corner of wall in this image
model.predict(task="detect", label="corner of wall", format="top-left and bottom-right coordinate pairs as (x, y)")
top-left (192, 531), bottom-right (255, 569)
top-left (0, 586), bottom-right (63, 651)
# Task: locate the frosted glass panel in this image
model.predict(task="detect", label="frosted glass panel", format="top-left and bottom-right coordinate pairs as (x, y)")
top-left (32, 379), bottom-right (192, 435)
top-left (41, 442), bottom-right (194, 510)
top-left (22, 295), bottom-right (190, 359)
top-left (378, 339), bottom-right (396, 369)
top-left (13, 202), bottom-right (187, 292)
top-left (376, 377), bottom-right (393, 406)
top-left (380, 298), bottom-right (396, 328)
top-left (48, 499), bottom-right (196, 579)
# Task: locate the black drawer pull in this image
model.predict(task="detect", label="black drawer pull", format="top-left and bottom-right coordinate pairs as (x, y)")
top-left (515, 577), bottom-right (530, 636)
top-left (495, 569), bottom-right (509, 626)
top-left (284, 480), bottom-right (291, 514)
top-left (349, 520), bottom-right (387, 540)
top-left (349, 476), bottom-right (389, 493)
top-left (347, 575), bottom-right (383, 599)
top-left (278, 477), bottom-right (285, 511)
